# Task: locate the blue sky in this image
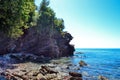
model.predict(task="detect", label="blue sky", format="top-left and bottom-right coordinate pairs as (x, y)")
top-left (35, 0), bottom-right (120, 48)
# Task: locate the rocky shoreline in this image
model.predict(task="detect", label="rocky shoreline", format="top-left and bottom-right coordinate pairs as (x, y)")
top-left (0, 63), bottom-right (82, 80)
top-left (0, 53), bottom-right (108, 80)
top-left (0, 53), bottom-right (82, 80)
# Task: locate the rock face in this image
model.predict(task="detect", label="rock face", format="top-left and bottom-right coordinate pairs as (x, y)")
top-left (0, 33), bottom-right (11, 54)
top-left (0, 27), bottom-right (75, 58)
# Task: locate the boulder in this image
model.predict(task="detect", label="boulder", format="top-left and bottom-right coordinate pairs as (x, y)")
top-left (69, 72), bottom-right (82, 77)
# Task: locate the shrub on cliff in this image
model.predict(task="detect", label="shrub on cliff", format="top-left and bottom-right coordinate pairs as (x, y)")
top-left (0, 0), bottom-right (36, 38)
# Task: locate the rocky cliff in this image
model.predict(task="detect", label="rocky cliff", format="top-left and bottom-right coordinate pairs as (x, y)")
top-left (0, 26), bottom-right (75, 58)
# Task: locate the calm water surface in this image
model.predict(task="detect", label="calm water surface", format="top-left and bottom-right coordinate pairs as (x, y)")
top-left (71, 48), bottom-right (120, 80)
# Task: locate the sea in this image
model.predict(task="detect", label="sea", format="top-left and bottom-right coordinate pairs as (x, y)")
top-left (71, 48), bottom-right (120, 80)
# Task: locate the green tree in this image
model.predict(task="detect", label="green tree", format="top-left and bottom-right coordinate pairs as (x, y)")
top-left (38, 0), bottom-right (55, 27)
top-left (0, 0), bottom-right (36, 38)
top-left (54, 18), bottom-right (65, 32)
top-left (37, 0), bottom-right (65, 35)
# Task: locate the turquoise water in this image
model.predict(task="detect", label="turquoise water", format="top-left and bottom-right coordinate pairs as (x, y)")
top-left (71, 48), bottom-right (120, 80)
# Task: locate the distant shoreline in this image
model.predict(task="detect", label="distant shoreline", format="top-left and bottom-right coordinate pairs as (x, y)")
top-left (75, 48), bottom-right (120, 49)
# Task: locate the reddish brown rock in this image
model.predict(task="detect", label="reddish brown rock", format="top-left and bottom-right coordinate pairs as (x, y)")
top-left (69, 72), bottom-right (82, 77)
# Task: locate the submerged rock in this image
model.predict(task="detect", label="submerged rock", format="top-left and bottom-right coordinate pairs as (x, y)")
top-left (98, 75), bottom-right (108, 80)
top-left (75, 52), bottom-right (84, 54)
top-left (79, 60), bottom-right (87, 67)
top-left (82, 71), bottom-right (89, 76)
top-left (0, 76), bottom-right (6, 80)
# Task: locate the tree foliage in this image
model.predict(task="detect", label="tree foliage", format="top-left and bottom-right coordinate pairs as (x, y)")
top-left (38, 0), bottom-right (55, 27)
top-left (0, 0), bottom-right (66, 38)
top-left (0, 0), bottom-right (36, 38)
top-left (54, 18), bottom-right (65, 32)
top-left (37, 0), bottom-right (65, 34)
